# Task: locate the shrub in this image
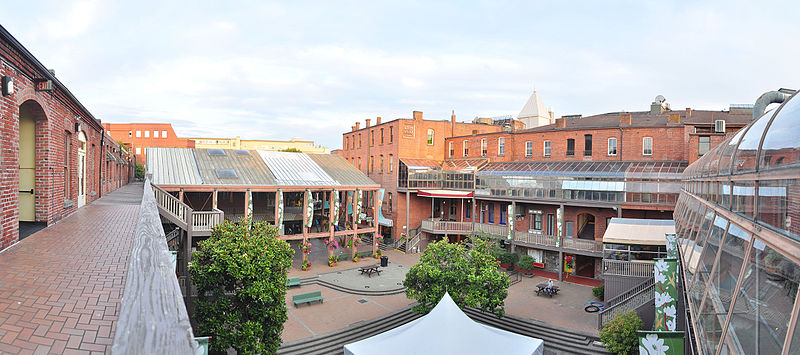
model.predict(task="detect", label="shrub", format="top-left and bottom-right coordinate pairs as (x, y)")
top-left (134, 163), bottom-right (145, 180)
top-left (498, 251), bottom-right (520, 266)
top-left (599, 311), bottom-right (642, 355)
top-left (593, 285), bottom-right (605, 300)
top-left (518, 255), bottom-right (535, 271)
top-left (190, 219), bottom-right (294, 354)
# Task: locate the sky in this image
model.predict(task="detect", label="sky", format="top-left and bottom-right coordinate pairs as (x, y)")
top-left (2, 1), bottom-right (799, 149)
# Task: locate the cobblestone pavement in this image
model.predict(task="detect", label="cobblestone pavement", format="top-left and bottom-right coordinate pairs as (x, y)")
top-left (0, 183), bottom-right (143, 355)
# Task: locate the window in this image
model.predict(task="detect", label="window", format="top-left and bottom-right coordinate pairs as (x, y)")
top-left (380, 155), bottom-right (384, 173)
top-left (481, 139), bottom-right (487, 156)
top-left (488, 203), bottom-right (494, 223)
top-left (128, 130), bottom-right (132, 137)
top-left (699, 136), bottom-right (710, 157)
top-left (346, 137), bottom-right (349, 150)
top-left (427, 129), bottom-right (434, 145)
top-left (389, 126), bottom-right (394, 143)
top-left (643, 137), bottom-right (653, 155)
top-left (358, 134), bottom-right (362, 148)
top-left (498, 138), bottom-right (505, 156)
top-left (387, 192), bottom-right (392, 214)
top-left (135, 147), bottom-right (141, 154)
top-left (162, 130), bottom-right (167, 138)
top-left (64, 131), bottom-right (71, 199)
top-left (584, 134), bottom-right (592, 156)
top-left (144, 130), bottom-right (149, 138)
top-left (448, 142), bottom-right (454, 157)
top-left (543, 140), bottom-right (550, 157)
top-left (465, 201), bottom-right (471, 219)
top-left (525, 141), bottom-right (533, 157)
top-left (136, 130), bottom-right (141, 138)
top-left (154, 130), bottom-right (159, 138)
top-left (463, 141), bottom-right (469, 157)
top-left (566, 139), bottom-right (575, 156)
top-left (714, 119), bottom-right (725, 133)
top-left (389, 154), bottom-right (393, 172)
top-left (380, 128), bottom-right (384, 144)
top-left (369, 156), bottom-right (374, 172)
top-left (533, 214), bottom-right (542, 231)
top-left (547, 214), bottom-right (554, 235)
top-left (358, 157), bottom-right (361, 170)
top-left (566, 221), bottom-right (573, 236)
top-left (608, 138), bottom-right (617, 156)
top-left (500, 206), bottom-right (506, 225)
top-left (370, 130), bottom-right (374, 146)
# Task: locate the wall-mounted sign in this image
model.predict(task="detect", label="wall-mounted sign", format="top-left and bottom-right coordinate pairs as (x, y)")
top-left (33, 79), bottom-right (53, 92)
top-left (402, 124), bottom-right (415, 138)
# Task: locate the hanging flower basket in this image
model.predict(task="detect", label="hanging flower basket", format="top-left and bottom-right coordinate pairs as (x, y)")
top-left (328, 255), bottom-right (337, 267)
top-left (301, 259), bottom-right (310, 271)
top-left (324, 239), bottom-right (339, 251)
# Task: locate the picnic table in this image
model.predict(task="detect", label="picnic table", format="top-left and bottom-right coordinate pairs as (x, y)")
top-left (359, 264), bottom-right (382, 278)
top-left (535, 283), bottom-right (560, 297)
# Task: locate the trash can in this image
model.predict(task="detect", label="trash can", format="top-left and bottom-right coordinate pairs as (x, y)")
top-left (380, 256), bottom-right (388, 267)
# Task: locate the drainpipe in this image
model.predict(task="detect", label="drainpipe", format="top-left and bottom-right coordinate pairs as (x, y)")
top-left (98, 128), bottom-right (104, 197)
top-left (753, 89), bottom-right (795, 119)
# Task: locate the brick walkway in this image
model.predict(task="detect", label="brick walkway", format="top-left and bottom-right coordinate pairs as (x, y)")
top-left (0, 183), bottom-right (143, 355)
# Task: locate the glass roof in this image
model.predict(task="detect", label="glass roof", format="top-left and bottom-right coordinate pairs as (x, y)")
top-left (208, 149), bottom-right (225, 156)
top-left (479, 161), bottom-right (687, 179)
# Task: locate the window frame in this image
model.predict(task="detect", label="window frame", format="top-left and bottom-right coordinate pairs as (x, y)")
top-left (427, 129), bottom-right (434, 145)
top-left (525, 141), bottom-right (533, 157)
top-left (566, 138), bottom-right (575, 156)
top-left (481, 138), bottom-right (487, 157)
top-left (643, 137), bottom-right (653, 156)
top-left (389, 126), bottom-right (394, 144)
top-left (498, 137), bottom-right (505, 156)
top-left (162, 130), bottom-right (167, 138)
top-left (584, 134), bottom-right (592, 156)
top-left (448, 142), bottom-right (454, 158)
top-left (608, 137), bottom-right (618, 156)
top-left (136, 130), bottom-right (141, 138)
top-left (543, 140), bottom-right (551, 157)
top-left (463, 140), bottom-right (469, 157)
top-left (380, 128), bottom-right (384, 145)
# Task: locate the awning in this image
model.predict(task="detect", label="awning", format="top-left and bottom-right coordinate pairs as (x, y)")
top-left (379, 217), bottom-right (393, 227)
top-left (602, 218), bottom-right (675, 246)
top-left (417, 190), bottom-right (473, 198)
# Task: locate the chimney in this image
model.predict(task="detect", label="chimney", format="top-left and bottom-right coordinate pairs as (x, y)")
top-left (668, 113), bottom-right (681, 124)
top-left (355, 122), bottom-right (360, 130)
top-left (413, 111), bottom-right (423, 121)
top-left (351, 125), bottom-right (356, 132)
top-left (366, 118), bottom-right (371, 128)
top-left (555, 117), bottom-right (566, 128)
top-left (451, 110), bottom-right (456, 137)
top-left (685, 108), bottom-right (692, 117)
top-left (619, 113), bottom-right (632, 126)
top-left (376, 116), bottom-right (382, 125)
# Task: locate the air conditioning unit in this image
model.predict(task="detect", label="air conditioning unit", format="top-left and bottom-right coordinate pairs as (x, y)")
top-left (528, 229), bottom-right (542, 235)
top-left (715, 119), bottom-right (725, 133)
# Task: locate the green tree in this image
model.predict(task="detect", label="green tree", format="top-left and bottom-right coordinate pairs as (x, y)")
top-left (134, 163), bottom-right (145, 180)
top-left (403, 239), bottom-right (509, 317)
top-left (190, 219), bottom-right (294, 354)
top-left (599, 311), bottom-right (643, 355)
top-left (279, 147), bottom-right (303, 153)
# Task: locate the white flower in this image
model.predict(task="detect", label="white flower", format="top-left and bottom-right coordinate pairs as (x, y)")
top-left (654, 268), bottom-right (667, 284)
top-left (666, 318), bottom-right (676, 331)
top-left (664, 304), bottom-right (676, 319)
top-left (655, 291), bottom-right (674, 308)
top-left (654, 259), bottom-right (668, 273)
top-left (641, 333), bottom-right (669, 355)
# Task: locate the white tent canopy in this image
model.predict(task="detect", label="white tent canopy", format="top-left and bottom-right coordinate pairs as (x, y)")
top-left (344, 292), bottom-right (544, 355)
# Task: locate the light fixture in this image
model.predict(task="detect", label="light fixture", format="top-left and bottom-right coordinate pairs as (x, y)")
top-left (1, 76), bottom-right (14, 96)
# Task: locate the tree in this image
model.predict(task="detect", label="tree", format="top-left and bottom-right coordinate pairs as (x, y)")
top-left (190, 219), bottom-right (294, 354)
top-left (599, 311), bottom-right (643, 355)
top-left (134, 163), bottom-right (145, 180)
top-left (403, 239), bottom-right (509, 317)
top-left (279, 147), bottom-right (303, 153)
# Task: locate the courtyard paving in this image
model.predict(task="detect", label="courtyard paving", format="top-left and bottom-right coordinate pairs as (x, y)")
top-left (0, 183), bottom-right (143, 355)
top-left (281, 249), bottom-right (601, 345)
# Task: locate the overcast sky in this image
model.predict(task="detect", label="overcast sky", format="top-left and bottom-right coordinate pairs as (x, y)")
top-left (2, 1), bottom-right (799, 149)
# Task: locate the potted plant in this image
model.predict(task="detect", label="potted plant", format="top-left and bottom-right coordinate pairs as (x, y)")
top-left (353, 254), bottom-right (359, 263)
top-left (374, 248), bottom-right (382, 259)
top-left (300, 240), bottom-right (312, 271)
top-left (301, 259), bottom-right (311, 271)
top-left (328, 255), bottom-right (337, 267)
top-left (518, 255), bottom-right (535, 276)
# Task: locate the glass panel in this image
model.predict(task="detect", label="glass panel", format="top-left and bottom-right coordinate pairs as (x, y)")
top-left (698, 294), bottom-right (727, 355)
top-left (758, 179), bottom-right (799, 241)
top-left (789, 311), bottom-right (800, 354)
top-left (732, 181), bottom-right (755, 218)
top-left (686, 207), bottom-right (714, 290)
top-left (704, 222), bottom-right (748, 328)
top-left (718, 125), bottom-right (750, 176)
top-left (692, 215), bottom-right (728, 315)
top-left (759, 94), bottom-right (800, 170)
top-left (723, 243), bottom-right (800, 354)
top-left (734, 109), bottom-right (775, 173)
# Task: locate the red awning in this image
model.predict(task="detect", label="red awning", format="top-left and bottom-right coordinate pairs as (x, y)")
top-left (417, 190), bottom-right (473, 198)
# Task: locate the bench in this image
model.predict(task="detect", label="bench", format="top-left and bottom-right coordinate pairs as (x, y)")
top-left (535, 284), bottom-right (560, 297)
top-left (293, 291), bottom-right (323, 307)
top-left (286, 277), bottom-right (301, 288)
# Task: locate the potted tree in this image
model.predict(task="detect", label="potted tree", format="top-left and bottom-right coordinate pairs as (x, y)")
top-left (518, 255), bottom-right (536, 277)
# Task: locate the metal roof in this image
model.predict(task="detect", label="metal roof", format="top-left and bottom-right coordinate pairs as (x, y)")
top-left (194, 149), bottom-right (276, 185)
top-left (478, 161), bottom-right (687, 179)
top-left (400, 158), bottom-right (442, 170)
top-left (308, 154), bottom-right (377, 186)
top-left (256, 151), bottom-right (338, 186)
top-left (146, 148), bottom-right (203, 186)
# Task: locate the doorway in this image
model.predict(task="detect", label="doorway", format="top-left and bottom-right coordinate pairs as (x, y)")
top-left (576, 213), bottom-right (595, 240)
top-left (18, 106), bottom-right (36, 221)
top-left (77, 132), bottom-right (87, 207)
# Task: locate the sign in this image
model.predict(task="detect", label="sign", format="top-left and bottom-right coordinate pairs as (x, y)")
top-left (654, 258), bottom-right (678, 331)
top-left (402, 124), bottom-right (415, 138)
top-left (33, 78), bottom-right (53, 92)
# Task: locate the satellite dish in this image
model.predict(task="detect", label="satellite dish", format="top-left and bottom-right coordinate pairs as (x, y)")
top-left (654, 95), bottom-right (666, 103)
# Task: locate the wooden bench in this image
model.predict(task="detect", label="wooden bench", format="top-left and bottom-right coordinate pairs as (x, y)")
top-left (293, 291), bottom-right (323, 307)
top-left (286, 277), bottom-right (301, 288)
top-left (535, 283), bottom-right (560, 297)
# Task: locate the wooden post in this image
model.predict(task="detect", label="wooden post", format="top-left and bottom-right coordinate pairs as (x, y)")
top-left (329, 190), bottom-right (335, 260)
top-left (212, 188), bottom-right (218, 210)
top-left (510, 201), bottom-right (516, 253)
top-left (373, 189), bottom-right (379, 255)
top-left (178, 188), bottom-right (184, 203)
top-left (244, 189), bottom-right (251, 219)
top-left (352, 190), bottom-right (358, 261)
top-left (471, 196), bottom-right (476, 232)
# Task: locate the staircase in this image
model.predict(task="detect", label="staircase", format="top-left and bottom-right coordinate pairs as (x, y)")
top-left (278, 306), bottom-right (607, 355)
top-left (152, 184), bottom-right (224, 237)
top-left (597, 276), bottom-right (655, 329)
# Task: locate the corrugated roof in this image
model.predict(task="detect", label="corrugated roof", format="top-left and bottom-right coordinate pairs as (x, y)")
top-left (257, 151), bottom-right (338, 186)
top-left (308, 154), bottom-right (377, 186)
top-left (146, 148), bottom-right (203, 185)
top-left (195, 149), bottom-right (276, 185)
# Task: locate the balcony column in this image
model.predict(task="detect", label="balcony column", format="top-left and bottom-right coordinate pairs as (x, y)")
top-left (373, 189), bottom-right (379, 254)
top-left (471, 196), bottom-right (476, 232)
top-left (352, 190), bottom-right (359, 260)
top-left (617, 206), bottom-right (622, 218)
top-left (212, 188), bottom-right (218, 210)
top-left (558, 203), bottom-right (564, 282)
top-left (178, 188), bottom-right (184, 203)
top-left (405, 191), bottom-right (410, 238)
top-left (510, 201), bottom-right (516, 253)
top-left (245, 189), bottom-right (251, 219)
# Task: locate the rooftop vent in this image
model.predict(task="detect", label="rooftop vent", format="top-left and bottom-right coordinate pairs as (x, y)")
top-left (208, 149), bottom-right (225, 156)
top-left (216, 169), bottom-right (238, 179)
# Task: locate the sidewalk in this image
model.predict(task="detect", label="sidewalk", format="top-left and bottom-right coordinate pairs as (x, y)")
top-left (0, 183), bottom-right (143, 354)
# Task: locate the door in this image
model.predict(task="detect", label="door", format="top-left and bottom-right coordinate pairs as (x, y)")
top-left (547, 214), bottom-right (554, 235)
top-left (19, 114), bottom-right (35, 221)
top-left (77, 132), bottom-right (87, 207)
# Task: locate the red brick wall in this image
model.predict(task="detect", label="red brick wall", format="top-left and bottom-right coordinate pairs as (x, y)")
top-left (104, 123), bottom-right (194, 165)
top-left (0, 36), bottom-right (133, 250)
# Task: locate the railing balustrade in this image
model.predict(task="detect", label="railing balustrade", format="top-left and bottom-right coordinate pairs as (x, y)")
top-left (192, 209), bottom-right (224, 232)
top-left (562, 237), bottom-right (603, 253)
top-left (602, 259), bottom-right (655, 277)
top-left (473, 223), bottom-right (508, 237)
top-left (514, 231), bottom-right (558, 247)
top-left (597, 281), bottom-right (655, 329)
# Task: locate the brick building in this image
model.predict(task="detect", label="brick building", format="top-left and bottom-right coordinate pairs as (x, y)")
top-left (0, 25), bottom-right (133, 249)
top-left (104, 123), bottom-right (194, 165)
top-left (340, 92), bottom-right (755, 280)
top-left (187, 136), bottom-right (329, 154)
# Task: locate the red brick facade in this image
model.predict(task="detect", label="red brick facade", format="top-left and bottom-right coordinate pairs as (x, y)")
top-left (104, 123), bottom-right (195, 165)
top-left (0, 26), bottom-right (133, 250)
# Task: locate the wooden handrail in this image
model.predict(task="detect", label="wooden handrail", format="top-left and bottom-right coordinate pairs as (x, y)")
top-left (112, 179), bottom-right (196, 354)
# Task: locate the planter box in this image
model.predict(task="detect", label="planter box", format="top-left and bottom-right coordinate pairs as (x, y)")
top-left (533, 262), bottom-right (546, 269)
top-left (500, 263), bottom-right (512, 269)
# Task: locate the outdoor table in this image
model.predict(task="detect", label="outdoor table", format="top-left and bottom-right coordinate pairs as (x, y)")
top-left (359, 264), bottom-right (382, 278)
top-left (535, 283), bottom-right (560, 297)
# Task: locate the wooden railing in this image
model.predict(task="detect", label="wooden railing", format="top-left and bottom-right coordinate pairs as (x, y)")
top-left (192, 209), bottom-right (224, 232)
top-left (112, 179), bottom-right (196, 354)
top-left (514, 231), bottom-right (558, 247)
top-left (562, 237), bottom-right (603, 253)
top-left (473, 223), bottom-right (509, 237)
top-left (152, 185), bottom-right (187, 222)
top-left (421, 218), bottom-right (472, 233)
top-left (603, 259), bottom-right (655, 277)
